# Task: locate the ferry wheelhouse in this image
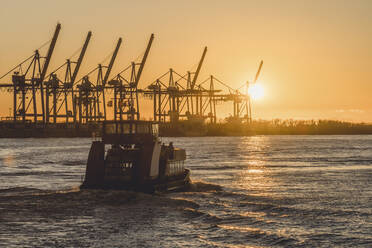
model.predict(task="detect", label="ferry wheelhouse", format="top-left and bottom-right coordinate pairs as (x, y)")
top-left (81, 120), bottom-right (190, 192)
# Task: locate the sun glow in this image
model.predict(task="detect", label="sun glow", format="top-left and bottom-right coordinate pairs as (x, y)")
top-left (248, 84), bottom-right (264, 100)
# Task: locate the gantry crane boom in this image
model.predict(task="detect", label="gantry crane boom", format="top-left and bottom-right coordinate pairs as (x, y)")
top-left (39, 23), bottom-right (61, 123)
top-left (191, 46), bottom-right (207, 90)
top-left (71, 31), bottom-right (92, 84)
top-left (40, 23), bottom-right (61, 82)
top-left (246, 60), bottom-right (264, 123)
top-left (254, 60), bottom-right (263, 83)
top-left (103, 38), bottom-right (122, 85)
top-left (134, 33), bottom-right (154, 87)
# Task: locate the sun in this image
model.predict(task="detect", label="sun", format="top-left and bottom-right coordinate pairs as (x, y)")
top-left (248, 84), bottom-right (264, 100)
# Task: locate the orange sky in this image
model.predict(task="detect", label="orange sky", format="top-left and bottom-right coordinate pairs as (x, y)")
top-left (1, 0), bottom-right (371, 122)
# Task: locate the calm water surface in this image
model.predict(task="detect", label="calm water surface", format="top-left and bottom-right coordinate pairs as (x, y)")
top-left (0, 135), bottom-right (371, 247)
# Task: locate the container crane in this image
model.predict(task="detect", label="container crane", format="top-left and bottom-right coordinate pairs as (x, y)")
top-left (240, 60), bottom-right (263, 123)
top-left (108, 34), bottom-right (154, 121)
top-left (76, 38), bottom-right (122, 123)
top-left (45, 31), bottom-right (92, 124)
top-left (0, 23), bottom-right (61, 124)
top-left (186, 47), bottom-right (207, 121)
top-left (145, 47), bottom-right (209, 123)
top-left (228, 60), bottom-right (263, 123)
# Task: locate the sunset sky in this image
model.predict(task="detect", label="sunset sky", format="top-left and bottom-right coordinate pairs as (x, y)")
top-left (1, 0), bottom-right (371, 122)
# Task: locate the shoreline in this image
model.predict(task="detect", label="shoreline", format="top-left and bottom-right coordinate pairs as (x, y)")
top-left (1, 120), bottom-right (372, 138)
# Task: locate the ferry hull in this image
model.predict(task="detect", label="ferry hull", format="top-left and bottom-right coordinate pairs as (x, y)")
top-left (81, 169), bottom-right (190, 193)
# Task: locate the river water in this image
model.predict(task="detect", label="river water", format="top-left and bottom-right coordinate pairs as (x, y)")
top-left (0, 136), bottom-right (371, 247)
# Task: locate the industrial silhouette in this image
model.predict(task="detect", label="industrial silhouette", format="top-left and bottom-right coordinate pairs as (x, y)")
top-left (0, 24), bottom-right (263, 137)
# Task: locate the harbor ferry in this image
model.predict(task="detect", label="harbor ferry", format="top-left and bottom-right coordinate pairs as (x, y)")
top-left (81, 120), bottom-right (190, 192)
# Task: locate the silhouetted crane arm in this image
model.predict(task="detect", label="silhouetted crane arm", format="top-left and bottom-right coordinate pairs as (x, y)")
top-left (235, 60), bottom-right (264, 92)
top-left (191, 46), bottom-right (207, 89)
top-left (253, 60), bottom-right (263, 83)
top-left (134, 34), bottom-right (154, 87)
top-left (40, 23), bottom-right (61, 82)
top-left (71, 31), bottom-right (92, 84)
top-left (103, 38), bottom-right (122, 85)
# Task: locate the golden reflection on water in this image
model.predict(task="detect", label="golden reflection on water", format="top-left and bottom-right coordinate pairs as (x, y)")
top-left (246, 169), bottom-right (264, 174)
top-left (218, 136), bottom-right (284, 245)
top-left (202, 238), bottom-right (266, 248)
top-left (218, 224), bottom-right (265, 234)
top-left (3, 154), bottom-right (15, 167)
top-left (234, 136), bottom-right (278, 196)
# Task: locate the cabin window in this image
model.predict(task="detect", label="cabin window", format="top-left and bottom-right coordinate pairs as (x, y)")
top-left (152, 124), bottom-right (159, 135)
top-left (121, 123), bottom-right (131, 134)
top-left (137, 124), bottom-right (150, 134)
top-left (121, 162), bottom-right (133, 169)
top-left (166, 160), bottom-right (184, 176)
top-left (105, 123), bottom-right (116, 134)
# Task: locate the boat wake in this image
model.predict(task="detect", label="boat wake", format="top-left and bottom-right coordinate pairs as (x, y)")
top-left (184, 180), bottom-right (223, 192)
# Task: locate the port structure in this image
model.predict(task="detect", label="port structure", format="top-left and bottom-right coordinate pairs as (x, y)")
top-left (143, 48), bottom-right (263, 124)
top-left (144, 47), bottom-right (221, 124)
top-left (145, 71), bottom-right (254, 124)
top-left (44, 31), bottom-right (92, 124)
top-left (144, 70), bottom-right (220, 124)
top-left (74, 38), bottom-right (122, 123)
top-left (0, 24), bottom-right (263, 127)
top-left (107, 34), bottom-right (154, 121)
top-left (231, 60), bottom-right (263, 123)
top-left (0, 23), bottom-right (61, 124)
